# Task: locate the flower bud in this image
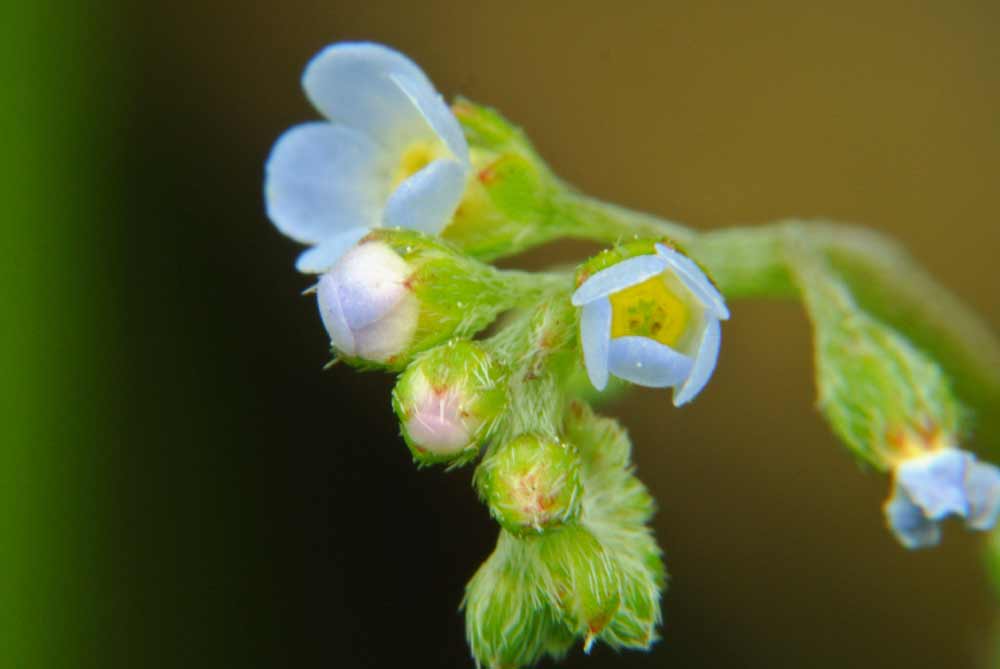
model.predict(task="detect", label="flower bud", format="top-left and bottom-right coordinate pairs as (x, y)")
top-left (317, 240), bottom-right (418, 365)
top-left (536, 524), bottom-right (621, 652)
top-left (564, 401), bottom-right (665, 650)
top-left (476, 433), bottom-right (583, 535)
top-left (317, 228), bottom-right (523, 370)
top-left (463, 530), bottom-right (575, 669)
top-left (392, 340), bottom-right (507, 467)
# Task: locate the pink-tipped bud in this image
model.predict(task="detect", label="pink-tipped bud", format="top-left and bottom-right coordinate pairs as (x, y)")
top-left (393, 340), bottom-right (506, 467)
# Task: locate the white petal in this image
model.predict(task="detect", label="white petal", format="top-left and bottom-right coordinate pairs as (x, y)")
top-left (673, 318), bottom-right (721, 407)
top-left (391, 72), bottom-right (469, 165)
top-left (570, 255), bottom-right (668, 306)
top-left (383, 159), bottom-right (467, 234)
top-left (354, 293), bottom-right (420, 362)
top-left (265, 122), bottom-right (383, 245)
top-left (316, 272), bottom-right (356, 356)
top-left (405, 390), bottom-right (472, 455)
top-left (580, 299), bottom-right (612, 391)
top-left (294, 227), bottom-right (370, 274)
top-left (655, 244), bottom-right (729, 320)
top-left (964, 459), bottom-right (1000, 530)
top-left (303, 42), bottom-right (440, 151)
top-left (884, 487), bottom-right (942, 549)
top-left (607, 336), bottom-right (693, 388)
top-left (896, 449), bottom-right (970, 520)
top-left (329, 241), bottom-right (412, 330)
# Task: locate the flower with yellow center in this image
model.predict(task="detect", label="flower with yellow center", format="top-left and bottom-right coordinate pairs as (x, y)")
top-left (265, 42), bottom-right (470, 273)
top-left (572, 243), bottom-right (730, 406)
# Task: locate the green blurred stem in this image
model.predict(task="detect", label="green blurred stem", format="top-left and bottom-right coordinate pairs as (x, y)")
top-left (555, 191), bottom-right (1000, 451)
top-left (499, 268), bottom-right (573, 308)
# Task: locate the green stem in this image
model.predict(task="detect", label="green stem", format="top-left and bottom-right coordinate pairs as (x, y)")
top-left (498, 268), bottom-right (573, 309)
top-left (557, 194), bottom-right (1000, 452)
top-left (551, 190), bottom-right (696, 247)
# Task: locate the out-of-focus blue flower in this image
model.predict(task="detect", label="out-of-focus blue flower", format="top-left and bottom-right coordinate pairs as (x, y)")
top-left (572, 243), bottom-right (729, 406)
top-left (265, 42), bottom-right (470, 273)
top-left (884, 447), bottom-right (1000, 548)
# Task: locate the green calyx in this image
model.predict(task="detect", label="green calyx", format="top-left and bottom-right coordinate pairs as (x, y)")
top-left (443, 100), bottom-right (557, 261)
top-left (790, 247), bottom-right (966, 468)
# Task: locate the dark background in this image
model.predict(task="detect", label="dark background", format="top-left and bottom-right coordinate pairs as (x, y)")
top-left (6, 1), bottom-right (1000, 668)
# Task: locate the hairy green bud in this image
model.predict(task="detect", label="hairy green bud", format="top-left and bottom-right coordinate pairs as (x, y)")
top-left (565, 401), bottom-right (665, 650)
top-left (463, 530), bottom-right (575, 669)
top-left (475, 433), bottom-right (583, 535)
top-left (537, 524), bottom-right (622, 651)
top-left (392, 339), bottom-right (507, 467)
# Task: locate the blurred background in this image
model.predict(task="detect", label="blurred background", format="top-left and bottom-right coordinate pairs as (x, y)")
top-left (4, 1), bottom-right (1000, 667)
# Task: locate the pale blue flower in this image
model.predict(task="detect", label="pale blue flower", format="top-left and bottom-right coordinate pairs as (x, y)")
top-left (265, 42), bottom-right (470, 273)
top-left (884, 447), bottom-right (1000, 549)
top-left (572, 244), bottom-right (729, 406)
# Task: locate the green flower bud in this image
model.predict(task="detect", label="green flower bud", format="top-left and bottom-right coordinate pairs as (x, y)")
top-left (565, 401), bottom-right (665, 650)
top-left (392, 340), bottom-right (507, 467)
top-left (536, 524), bottom-right (621, 652)
top-left (475, 433), bottom-right (583, 535)
top-left (321, 229), bottom-right (521, 371)
top-left (463, 530), bottom-right (574, 669)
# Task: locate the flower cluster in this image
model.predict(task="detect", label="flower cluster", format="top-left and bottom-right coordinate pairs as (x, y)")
top-left (264, 41), bottom-right (1000, 669)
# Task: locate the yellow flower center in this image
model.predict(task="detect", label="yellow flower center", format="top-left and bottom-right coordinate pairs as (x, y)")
top-left (609, 276), bottom-right (689, 347)
top-left (392, 140), bottom-right (445, 190)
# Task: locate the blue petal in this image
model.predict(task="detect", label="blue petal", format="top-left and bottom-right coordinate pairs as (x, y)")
top-left (265, 123), bottom-right (383, 246)
top-left (673, 318), bottom-right (721, 407)
top-left (570, 255), bottom-right (668, 306)
top-left (884, 488), bottom-right (942, 549)
top-left (391, 72), bottom-right (469, 165)
top-left (607, 336), bottom-right (693, 388)
top-left (896, 449), bottom-right (970, 520)
top-left (655, 244), bottom-right (729, 320)
top-left (303, 42), bottom-right (444, 153)
top-left (294, 227), bottom-right (370, 274)
top-left (383, 159), bottom-right (467, 234)
top-left (964, 459), bottom-right (1000, 530)
top-left (316, 271), bottom-right (356, 355)
top-left (580, 299), bottom-right (611, 391)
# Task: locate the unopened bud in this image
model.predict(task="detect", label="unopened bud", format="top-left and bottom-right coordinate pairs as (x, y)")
top-left (316, 240), bottom-right (418, 366)
top-left (318, 229), bottom-right (526, 370)
top-left (463, 530), bottom-right (574, 669)
top-left (475, 433), bottom-right (583, 535)
top-left (537, 524), bottom-right (621, 652)
top-left (393, 340), bottom-right (506, 467)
